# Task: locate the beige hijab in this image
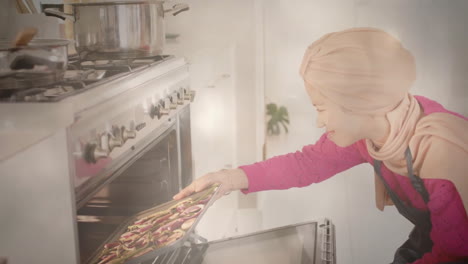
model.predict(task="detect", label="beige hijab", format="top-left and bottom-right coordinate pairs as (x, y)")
top-left (300, 27), bottom-right (468, 210)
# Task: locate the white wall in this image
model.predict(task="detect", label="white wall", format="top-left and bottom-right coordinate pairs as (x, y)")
top-left (165, 0), bottom-right (262, 240)
top-left (261, 0), bottom-right (468, 264)
top-left (165, 0), bottom-right (258, 175)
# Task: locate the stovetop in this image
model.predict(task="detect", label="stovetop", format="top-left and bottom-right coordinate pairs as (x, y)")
top-left (0, 55), bottom-right (173, 102)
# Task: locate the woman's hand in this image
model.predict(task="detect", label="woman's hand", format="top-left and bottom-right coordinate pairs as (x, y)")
top-left (173, 168), bottom-right (249, 201)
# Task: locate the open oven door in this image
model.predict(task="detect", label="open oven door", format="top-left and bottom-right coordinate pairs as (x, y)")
top-left (187, 218), bottom-right (336, 264)
top-left (143, 218), bottom-right (336, 264)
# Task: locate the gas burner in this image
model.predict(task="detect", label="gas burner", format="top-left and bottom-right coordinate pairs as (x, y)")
top-left (64, 70), bottom-right (106, 82)
top-left (69, 55), bottom-right (172, 73)
top-left (0, 55), bottom-right (175, 103)
top-left (2, 82), bottom-right (85, 102)
top-left (0, 68), bottom-right (108, 102)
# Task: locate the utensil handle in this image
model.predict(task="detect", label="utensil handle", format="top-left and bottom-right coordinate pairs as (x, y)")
top-left (44, 8), bottom-right (75, 21)
top-left (165, 3), bottom-right (189, 16)
top-left (13, 27), bottom-right (38, 47)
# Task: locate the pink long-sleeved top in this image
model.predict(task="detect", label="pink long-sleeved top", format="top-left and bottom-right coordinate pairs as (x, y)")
top-left (239, 96), bottom-right (468, 263)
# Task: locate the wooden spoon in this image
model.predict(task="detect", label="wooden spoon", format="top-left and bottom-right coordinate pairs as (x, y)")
top-left (13, 27), bottom-right (38, 47)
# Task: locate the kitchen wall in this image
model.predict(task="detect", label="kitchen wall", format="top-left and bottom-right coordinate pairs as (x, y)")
top-left (164, 0), bottom-right (262, 240)
top-left (0, 0), bottom-right (62, 39)
top-left (261, 0), bottom-right (468, 264)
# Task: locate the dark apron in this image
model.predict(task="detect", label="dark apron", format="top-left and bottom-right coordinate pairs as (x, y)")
top-left (373, 148), bottom-right (465, 264)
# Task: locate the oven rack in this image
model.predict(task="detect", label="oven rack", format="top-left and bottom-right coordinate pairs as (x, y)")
top-left (139, 233), bottom-right (208, 264)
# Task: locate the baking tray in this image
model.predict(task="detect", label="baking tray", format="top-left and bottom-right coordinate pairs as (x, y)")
top-left (86, 184), bottom-right (220, 264)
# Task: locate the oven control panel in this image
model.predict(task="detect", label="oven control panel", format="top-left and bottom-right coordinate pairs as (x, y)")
top-left (80, 86), bottom-right (195, 164)
top-left (69, 64), bottom-right (193, 200)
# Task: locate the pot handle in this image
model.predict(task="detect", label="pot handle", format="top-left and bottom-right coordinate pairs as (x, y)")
top-left (165, 3), bottom-right (190, 16)
top-left (44, 8), bottom-right (75, 22)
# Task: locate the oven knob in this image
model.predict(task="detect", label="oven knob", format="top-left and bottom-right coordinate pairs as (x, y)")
top-left (108, 126), bottom-right (123, 150)
top-left (149, 104), bottom-right (157, 119)
top-left (176, 91), bottom-right (184, 105)
top-left (150, 104), bottom-right (167, 119)
top-left (150, 104), bottom-right (169, 120)
top-left (121, 126), bottom-right (136, 142)
top-left (183, 89), bottom-right (196, 102)
top-left (169, 95), bottom-right (178, 109)
top-left (157, 100), bottom-right (170, 118)
top-left (83, 143), bottom-right (109, 164)
top-left (108, 136), bottom-right (123, 150)
top-left (159, 99), bottom-right (170, 112)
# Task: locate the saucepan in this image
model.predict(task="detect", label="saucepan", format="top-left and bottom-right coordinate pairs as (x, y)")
top-left (0, 29), bottom-right (70, 90)
top-left (44, 1), bottom-right (189, 60)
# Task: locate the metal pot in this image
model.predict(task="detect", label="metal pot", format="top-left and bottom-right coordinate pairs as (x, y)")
top-left (0, 39), bottom-right (70, 90)
top-left (44, 1), bottom-right (189, 60)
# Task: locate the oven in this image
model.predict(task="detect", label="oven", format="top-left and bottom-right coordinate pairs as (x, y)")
top-left (63, 57), bottom-right (195, 263)
top-left (0, 55), bottom-right (196, 264)
top-left (74, 107), bottom-right (192, 263)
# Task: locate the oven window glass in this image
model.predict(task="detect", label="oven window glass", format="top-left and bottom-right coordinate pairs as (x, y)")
top-left (76, 128), bottom-right (179, 263)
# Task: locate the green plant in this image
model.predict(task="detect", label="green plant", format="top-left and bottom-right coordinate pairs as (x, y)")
top-left (266, 103), bottom-right (289, 135)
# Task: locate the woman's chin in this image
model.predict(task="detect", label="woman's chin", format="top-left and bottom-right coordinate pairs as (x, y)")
top-left (331, 137), bottom-right (357, 148)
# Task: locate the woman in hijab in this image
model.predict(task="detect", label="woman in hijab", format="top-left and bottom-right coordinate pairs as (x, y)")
top-left (174, 28), bottom-right (468, 263)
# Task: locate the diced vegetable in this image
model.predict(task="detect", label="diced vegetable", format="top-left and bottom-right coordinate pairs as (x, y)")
top-left (92, 187), bottom-right (217, 264)
top-left (97, 253), bottom-right (116, 264)
top-left (181, 218), bottom-right (196, 230)
top-left (104, 242), bottom-right (119, 250)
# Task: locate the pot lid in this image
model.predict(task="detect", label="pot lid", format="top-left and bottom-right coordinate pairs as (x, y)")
top-left (0, 39), bottom-right (71, 51)
top-left (69, 0), bottom-right (164, 6)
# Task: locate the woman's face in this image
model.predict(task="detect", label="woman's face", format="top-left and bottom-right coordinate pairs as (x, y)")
top-left (305, 82), bottom-right (370, 147)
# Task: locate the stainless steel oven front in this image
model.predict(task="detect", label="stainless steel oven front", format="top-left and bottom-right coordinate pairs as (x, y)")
top-left (66, 60), bottom-right (194, 263)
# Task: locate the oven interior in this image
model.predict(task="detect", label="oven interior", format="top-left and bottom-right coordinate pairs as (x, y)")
top-left (76, 126), bottom-right (180, 263)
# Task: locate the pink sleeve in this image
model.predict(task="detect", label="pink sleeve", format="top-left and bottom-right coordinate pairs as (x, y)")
top-left (239, 133), bottom-right (366, 194)
top-left (415, 95), bottom-right (468, 121)
top-left (411, 181), bottom-right (468, 264)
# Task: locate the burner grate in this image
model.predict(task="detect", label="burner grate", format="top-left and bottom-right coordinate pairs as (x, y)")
top-left (0, 55), bottom-right (173, 102)
top-left (0, 81), bottom-right (85, 102)
top-left (69, 55), bottom-right (171, 72)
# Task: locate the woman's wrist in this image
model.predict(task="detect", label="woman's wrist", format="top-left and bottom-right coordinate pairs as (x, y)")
top-left (228, 168), bottom-right (249, 190)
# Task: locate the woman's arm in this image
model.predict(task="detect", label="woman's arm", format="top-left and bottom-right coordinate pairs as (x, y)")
top-left (174, 133), bottom-right (366, 200)
top-left (240, 133), bottom-right (366, 193)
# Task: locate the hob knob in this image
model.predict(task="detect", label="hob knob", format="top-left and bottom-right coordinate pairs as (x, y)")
top-left (183, 89), bottom-right (196, 102)
top-left (152, 104), bottom-right (170, 120)
top-left (83, 143), bottom-right (109, 164)
top-left (108, 136), bottom-right (123, 150)
top-left (159, 99), bottom-right (170, 112)
top-left (169, 95), bottom-right (178, 109)
top-left (108, 126), bottom-right (123, 150)
top-left (149, 104), bottom-right (157, 119)
top-left (176, 92), bottom-right (184, 105)
top-left (122, 126), bottom-right (136, 142)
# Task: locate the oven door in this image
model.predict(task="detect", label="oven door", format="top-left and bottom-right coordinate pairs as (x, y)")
top-left (175, 219), bottom-right (336, 264)
top-left (76, 122), bottom-right (180, 263)
top-left (199, 220), bottom-right (335, 264)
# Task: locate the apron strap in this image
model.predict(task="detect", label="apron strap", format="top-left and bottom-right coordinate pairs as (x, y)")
top-left (373, 147), bottom-right (430, 205)
top-left (373, 159), bottom-right (413, 218)
top-left (404, 148), bottom-right (430, 203)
